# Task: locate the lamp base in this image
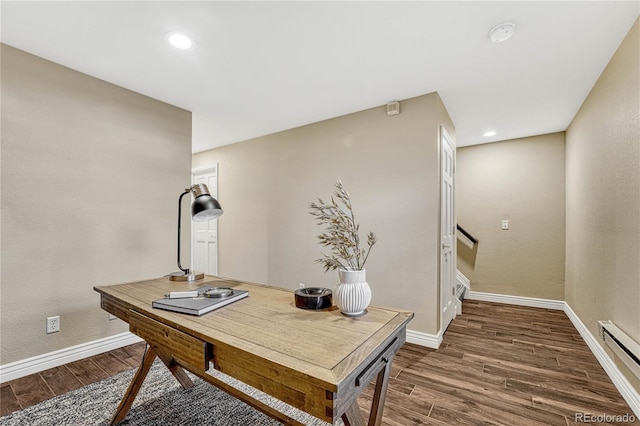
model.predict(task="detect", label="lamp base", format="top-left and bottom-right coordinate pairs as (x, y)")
top-left (168, 271), bottom-right (205, 281)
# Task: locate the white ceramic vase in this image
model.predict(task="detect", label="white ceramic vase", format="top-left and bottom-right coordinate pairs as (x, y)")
top-left (335, 269), bottom-right (371, 317)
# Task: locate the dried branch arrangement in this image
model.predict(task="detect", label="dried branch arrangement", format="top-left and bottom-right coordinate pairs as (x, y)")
top-left (309, 179), bottom-right (377, 272)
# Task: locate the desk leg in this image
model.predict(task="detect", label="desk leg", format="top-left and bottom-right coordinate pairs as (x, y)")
top-left (155, 349), bottom-right (194, 390)
top-left (110, 344), bottom-right (197, 425)
top-left (341, 401), bottom-right (367, 426)
top-left (110, 345), bottom-right (158, 425)
top-left (341, 353), bottom-right (394, 426)
top-left (367, 358), bottom-right (392, 426)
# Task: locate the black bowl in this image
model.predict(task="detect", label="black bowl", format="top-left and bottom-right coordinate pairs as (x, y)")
top-left (294, 287), bottom-right (333, 310)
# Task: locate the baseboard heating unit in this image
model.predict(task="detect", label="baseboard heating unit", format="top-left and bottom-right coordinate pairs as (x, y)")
top-left (598, 320), bottom-right (640, 379)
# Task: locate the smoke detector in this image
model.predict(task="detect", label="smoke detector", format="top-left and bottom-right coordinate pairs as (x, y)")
top-left (489, 22), bottom-right (516, 43)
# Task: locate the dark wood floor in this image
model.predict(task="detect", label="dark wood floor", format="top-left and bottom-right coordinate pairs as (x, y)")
top-left (359, 300), bottom-right (638, 425)
top-left (1, 341), bottom-right (147, 416)
top-left (2, 300), bottom-right (638, 425)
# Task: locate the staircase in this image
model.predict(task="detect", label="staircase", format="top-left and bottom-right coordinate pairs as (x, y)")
top-left (454, 224), bottom-right (476, 316)
top-left (454, 270), bottom-right (470, 316)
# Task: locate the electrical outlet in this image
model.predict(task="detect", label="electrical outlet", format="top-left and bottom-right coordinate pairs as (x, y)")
top-left (47, 316), bottom-right (60, 334)
top-left (299, 283), bottom-right (305, 289)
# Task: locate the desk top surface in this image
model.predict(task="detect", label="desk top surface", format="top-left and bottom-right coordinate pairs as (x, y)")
top-left (95, 275), bottom-right (413, 386)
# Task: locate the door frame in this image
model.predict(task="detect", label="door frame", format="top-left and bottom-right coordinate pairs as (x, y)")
top-left (439, 126), bottom-right (456, 336)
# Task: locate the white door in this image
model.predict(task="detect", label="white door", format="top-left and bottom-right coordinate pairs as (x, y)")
top-left (440, 127), bottom-right (456, 334)
top-left (192, 164), bottom-right (220, 276)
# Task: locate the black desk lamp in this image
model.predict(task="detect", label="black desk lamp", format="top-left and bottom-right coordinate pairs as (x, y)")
top-left (168, 183), bottom-right (223, 281)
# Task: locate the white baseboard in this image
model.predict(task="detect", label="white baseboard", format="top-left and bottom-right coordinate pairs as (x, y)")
top-left (0, 332), bottom-right (142, 383)
top-left (564, 303), bottom-right (640, 417)
top-left (406, 329), bottom-right (442, 349)
top-left (467, 290), bottom-right (565, 310)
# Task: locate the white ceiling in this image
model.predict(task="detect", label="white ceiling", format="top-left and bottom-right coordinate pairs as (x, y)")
top-left (1, 1), bottom-right (638, 153)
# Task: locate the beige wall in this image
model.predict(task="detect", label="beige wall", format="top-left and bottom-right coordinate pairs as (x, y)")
top-left (193, 92), bottom-right (455, 334)
top-left (0, 45), bottom-right (192, 364)
top-left (456, 133), bottom-right (566, 300)
top-left (565, 18), bottom-right (639, 391)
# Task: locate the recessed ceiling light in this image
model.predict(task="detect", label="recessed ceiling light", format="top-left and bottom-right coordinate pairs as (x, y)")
top-left (489, 22), bottom-right (516, 43)
top-left (483, 131), bottom-right (497, 137)
top-left (167, 32), bottom-right (193, 49)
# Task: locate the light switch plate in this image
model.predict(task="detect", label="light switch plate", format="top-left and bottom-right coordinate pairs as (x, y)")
top-left (502, 219), bottom-right (509, 230)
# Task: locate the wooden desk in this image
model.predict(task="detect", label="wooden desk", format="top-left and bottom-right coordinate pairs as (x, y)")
top-left (94, 276), bottom-right (413, 425)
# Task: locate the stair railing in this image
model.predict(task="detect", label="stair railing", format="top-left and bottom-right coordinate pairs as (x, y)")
top-left (456, 224), bottom-right (478, 246)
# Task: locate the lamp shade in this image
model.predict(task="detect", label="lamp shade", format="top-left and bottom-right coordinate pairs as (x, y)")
top-left (192, 195), bottom-right (223, 221)
top-left (190, 184), bottom-right (223, 222)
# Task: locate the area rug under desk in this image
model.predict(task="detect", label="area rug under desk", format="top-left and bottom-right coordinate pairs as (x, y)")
top-left (1, 360), bottom-right (335, 426)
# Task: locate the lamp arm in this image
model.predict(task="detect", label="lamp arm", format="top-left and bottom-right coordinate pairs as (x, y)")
top-left (176, 189), bottom-right (191, 274)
